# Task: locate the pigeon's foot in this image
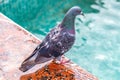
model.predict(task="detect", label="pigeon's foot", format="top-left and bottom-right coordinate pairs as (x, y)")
top-left (53, 56), bottom-right (71, 64)
top-left (60, 59), bottom-right (71, 64)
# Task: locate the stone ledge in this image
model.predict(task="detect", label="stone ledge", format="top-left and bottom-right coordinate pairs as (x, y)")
top-left (0, 13), bottom-right (98, 80)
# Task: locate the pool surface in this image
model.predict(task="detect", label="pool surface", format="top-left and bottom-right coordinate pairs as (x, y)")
top-left (1, 0), bottom-right (120, 80)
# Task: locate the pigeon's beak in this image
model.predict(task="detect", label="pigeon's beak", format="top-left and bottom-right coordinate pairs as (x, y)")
top-left (80, 12), bottom-right (85, 17)
top-left (77, 11), bottom-right (85, 23)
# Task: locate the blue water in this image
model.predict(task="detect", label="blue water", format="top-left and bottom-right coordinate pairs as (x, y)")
top-left (1, 0), bottom-right (120, 80)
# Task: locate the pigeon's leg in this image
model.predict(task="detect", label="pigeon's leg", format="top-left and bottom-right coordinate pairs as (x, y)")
top-left (53, 56), bottom-right (61, 64)
top-left (55, 55), bottom-right (71, 64)
top-left (60, 56), bottom-right (71, 64)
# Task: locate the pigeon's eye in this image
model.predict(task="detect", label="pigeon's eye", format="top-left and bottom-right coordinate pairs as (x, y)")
top-left (76, 10), bottom-right (80, 13)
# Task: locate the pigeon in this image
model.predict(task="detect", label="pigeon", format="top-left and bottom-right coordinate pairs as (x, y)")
top-left (19, 6), bottom-right (84, 72)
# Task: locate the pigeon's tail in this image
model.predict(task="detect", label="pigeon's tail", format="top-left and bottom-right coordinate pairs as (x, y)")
top-left (19, 51), bottom-right (38, 72)
top-left (19, 59), bottom-right (36, 72)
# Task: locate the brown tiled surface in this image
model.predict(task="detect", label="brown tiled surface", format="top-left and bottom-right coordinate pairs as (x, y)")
top-left (20, 61), bottom-right (76, 80)
top-left (0, 13), bottom-right (98, 80)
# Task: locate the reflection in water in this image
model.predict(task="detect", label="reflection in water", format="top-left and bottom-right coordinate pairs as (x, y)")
top-left (0, 0), bottom-right (120, 80)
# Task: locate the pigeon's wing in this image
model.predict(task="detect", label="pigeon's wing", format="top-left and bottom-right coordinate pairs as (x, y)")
top-left (34, 44), bottom-right (53, 63)
top-left (21, 42), bottom-right (44, 63)
top-left (34, 26), bottom-right (61, 62)
top-left (23, 27), bottom-right (58, 60)
top-left (19, 29), bottom-right (55, 72)
top-left (19, 42), bottom-right (46, 72)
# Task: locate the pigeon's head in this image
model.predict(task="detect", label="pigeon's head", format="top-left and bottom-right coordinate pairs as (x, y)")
top-left (67, 6), bottom-right (84, 17)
